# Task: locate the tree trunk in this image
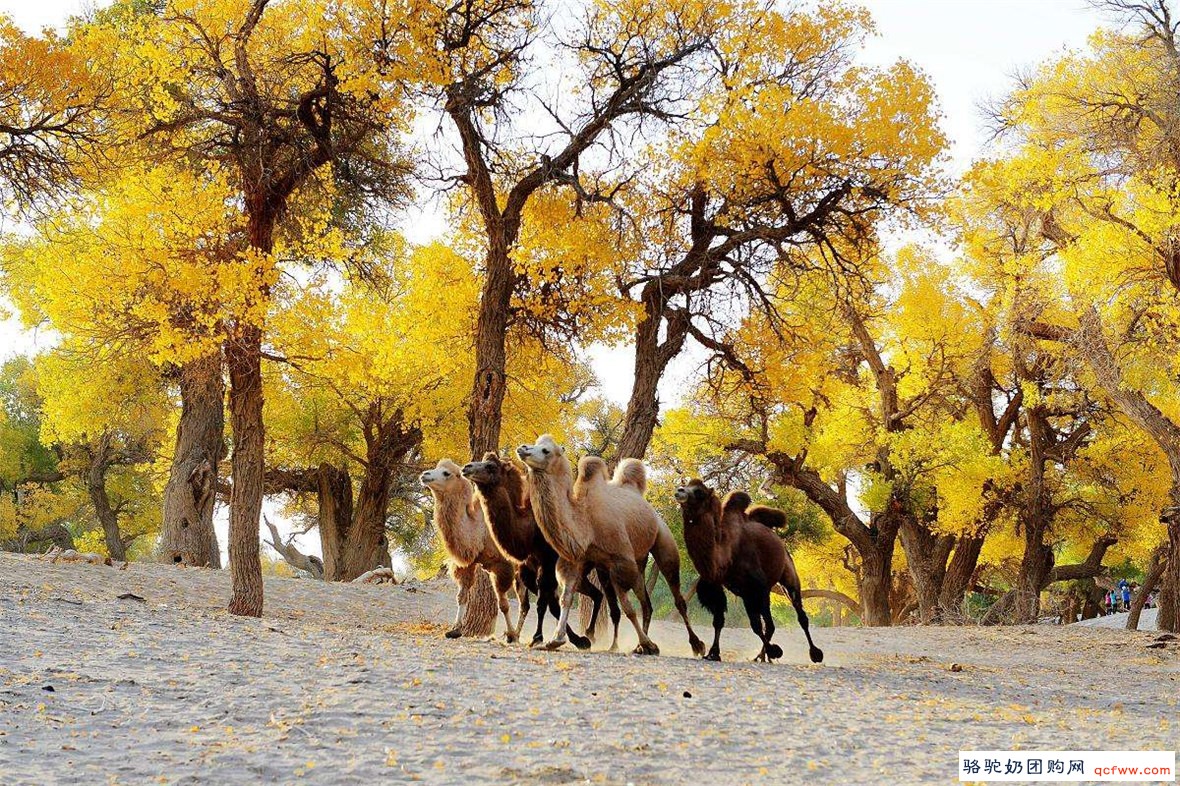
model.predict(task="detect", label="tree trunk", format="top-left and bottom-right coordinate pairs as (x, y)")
top-left (1161, 512), bottom-right (1180, 633)
top-left (1013, 534), bottom-right (1053, 623)
top-left (1128, 544), bottom-right (1166, 631)
top-left (938, 533), bottom-right (984, 619)
top-left (467, 233), bottom-right (513, 458)
top-left (86, 449), bottom-right (126, 562)
top-left (226, 322), bottom-right (266, 617)
top-left (859, 542), bottom-right (894, 626)
top-left (316, 464), bottom-right (353, 581)
top-left (158, 353), bottom-right (224, 568)
top-left (615, 296), bottom-right (686, 461)
top-left (463, 232), bottom-right (514, 635)
top-left (898, 516), bottom-right (954, 623)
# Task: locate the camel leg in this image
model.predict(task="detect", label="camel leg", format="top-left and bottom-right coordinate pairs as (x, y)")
top-left (576, 567), bottom-right (604, 636)
top-left (742, 594), bottom-right (770, 662)
top-left (543, 558), bottom-right (581, 651)
top-left (447, 563), bottom-right (477, 639)
top-left (636, 554), bottom-right (653, 633)
top-left (513, 570), bottom-right (531, 641)
top-left (602, 574), bottom-right (621, 652)
top-left (760, 594), bottom-right (782, 662)
top-left (608, 558), bottom-right (658, 655)
top-left (531, 562), bottom-right (556, 647)
top-left (697, 579), bottom-right (727, 661)
top-left (651, 524), bottom-right (706, 657)
top-left (783, 574), bottom-right (824, 664)
top-left (490, 563), bottom-right (518, 644)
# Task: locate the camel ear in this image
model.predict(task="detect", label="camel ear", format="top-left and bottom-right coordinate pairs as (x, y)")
top-left (482, 451), bottom-right (499, 463)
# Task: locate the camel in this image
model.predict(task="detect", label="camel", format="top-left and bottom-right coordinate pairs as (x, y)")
top-left (675, 479), bottom-right (823, 663)
top-left (461, 452), bottom-right (618, 649)
top-left (419, 459), bottom-right (520, 641)
top-left (517, 435), bottom-right (704, 656)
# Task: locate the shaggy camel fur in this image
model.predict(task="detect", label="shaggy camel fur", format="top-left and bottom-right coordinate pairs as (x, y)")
top-left (675, 479), bottom-right (823, 663)
top-left (518, 435), bottom-right (704, 656)
top-left (419, 459), bottom-right (519, 641)
top-left (461, 452), bottom-right (616, 649)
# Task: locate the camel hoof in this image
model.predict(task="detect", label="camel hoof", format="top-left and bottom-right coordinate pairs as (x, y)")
top-left (704, 650), bottom-right (721, 662)
top-left (689, 636), bottom-right (706, 657)
top-left (445, 628), bottom-right (462, 639)
top-left (504, 632), bottom-right (518, 645)
top-left (530, 634), bottom-right (544, 648)
top-left (765, 643), bottom-right (783, 661)
top-left (809, 646), bottom-right (824, 664)
top-left (542, 639), bottom-right (567, 651)
top-left (568, 631), bottom-right (592, 651)
top-left (633, 641), bottom-right (659, 656)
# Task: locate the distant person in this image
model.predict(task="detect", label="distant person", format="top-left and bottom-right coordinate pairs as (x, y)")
top-left (1122, 584), bottom-right (1131, 611)
top-left (1106, 590), bottom-right (1115, 615)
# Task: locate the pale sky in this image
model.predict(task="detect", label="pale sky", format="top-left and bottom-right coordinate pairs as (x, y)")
top-left (0, 0), bottom-right (1109, 562)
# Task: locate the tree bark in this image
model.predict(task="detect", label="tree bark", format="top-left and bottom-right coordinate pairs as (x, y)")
top-left (858, 541), bottom-right (895, 626)
top-left (86, 446), bottom-right (127, 562)
top-left (938, 533), bottom-right (984, 619)
top-left (226, 322), bottom-right (266, 617)
top-left (1128, 544), bottom-right (1166, 631)
top-left (315, 464), bottom-right (353, 581)
top-left (158, 353), bottom-right (224, 568)
top-left (615, 294), bottom-right (690, 461)
top-left (898, 516), bottom-right (954, 623)
top-left (1161, 510), bottom-right (1179, 632)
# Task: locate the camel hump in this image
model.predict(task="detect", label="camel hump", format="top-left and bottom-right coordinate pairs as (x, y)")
top-left (746, 505), bottom-right (788, 529)
top-left (612, 458), bottom-right (647, 495)
top-left (721, 490), bottom-right (752, 515)
top-left (577, 455), bottom-right (610, 484)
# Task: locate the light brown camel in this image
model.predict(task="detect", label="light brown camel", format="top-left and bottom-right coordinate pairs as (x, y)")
top-left (517, 435), bottom-right (704, 656)
top-left (419, 459), bottom-right (520, 641)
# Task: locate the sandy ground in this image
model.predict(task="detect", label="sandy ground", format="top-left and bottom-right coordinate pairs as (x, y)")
top-left (1074, 608), bottom-right (1159, 630)
top-left (1, 553), bottom-right (1177, 785)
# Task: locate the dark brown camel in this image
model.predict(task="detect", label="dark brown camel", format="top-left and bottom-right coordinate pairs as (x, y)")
top-left (461, 453), bottom-right (618, 649)
top-left (675, 479), bottom-right (823, 663)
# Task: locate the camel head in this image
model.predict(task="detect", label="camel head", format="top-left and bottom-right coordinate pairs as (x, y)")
top-left (675, 479), bottom-right (718, 523)
top-left (419, 459), bottom-right (467, 496)
top-left (517, 434), bottom-right (563, 471)
top-left (461, 452), bottom-right (507, 485)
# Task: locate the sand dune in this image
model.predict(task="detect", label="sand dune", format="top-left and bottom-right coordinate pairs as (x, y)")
top-left (1, 553), bottom-right (1176, 785)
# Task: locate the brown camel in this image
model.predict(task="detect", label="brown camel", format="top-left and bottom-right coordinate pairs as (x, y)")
top-left (419, 459), bottom-right (520, 641)
top-left (461, 452), bottom-right (618, 649)
top-left (517, 435), bottom-right (704, 656)
top-left (675, 479), bottom-right (823, 663)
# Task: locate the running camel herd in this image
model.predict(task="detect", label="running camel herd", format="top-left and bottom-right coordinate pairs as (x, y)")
top-left (419, 434), bottom-right (823, 664)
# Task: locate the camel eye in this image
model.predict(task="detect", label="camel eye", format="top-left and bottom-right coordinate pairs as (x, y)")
top-left (542, 448), bottom-right (550, 455)
top-left (443, 471), bottom-right (451, 477)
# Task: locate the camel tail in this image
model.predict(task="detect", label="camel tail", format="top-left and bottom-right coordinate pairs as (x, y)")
top-left (746, 505), bottom-right (788, 529)
top-left (612, 458), bottom-right (647, 495)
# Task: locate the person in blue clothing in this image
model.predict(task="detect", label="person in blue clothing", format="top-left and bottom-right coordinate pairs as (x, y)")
top-left (1123, 582), bottom-right (1133, 611)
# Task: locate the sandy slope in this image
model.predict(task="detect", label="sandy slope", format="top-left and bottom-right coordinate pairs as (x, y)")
top-left (1074, 608), bottom-right (1159, 630)
top-left (1, 553), bottom-right (1177, 785)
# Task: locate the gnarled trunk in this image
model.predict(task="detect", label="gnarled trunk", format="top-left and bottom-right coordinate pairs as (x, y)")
top-left (858, 542), bottom-right (894, 626)
top-left (898, 516), bottom-right (954, 623)
top-left (615, 294), bottom-right (688, 461)
top-left (1128, 544), bottom-right (1166, 631)
top-left (158, 353), bottom-right (224, 568)
top-left (87, 458), bottom-right (126, 562)
top-left (467, 232), bottom-right (513, 459)
top-left (938, 533), bottom-right (984, 619)
top-left (1162, 511), bottom-right (1179, 632)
